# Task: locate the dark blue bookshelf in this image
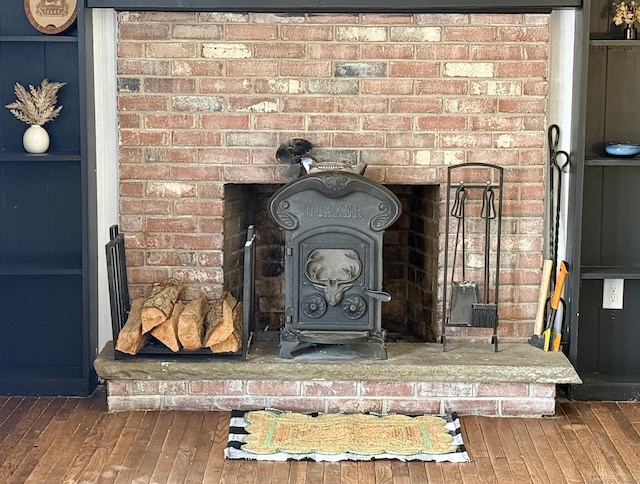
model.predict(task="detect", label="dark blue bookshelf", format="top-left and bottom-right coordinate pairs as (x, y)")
top-left (0, 1), bottom-right (96, 396)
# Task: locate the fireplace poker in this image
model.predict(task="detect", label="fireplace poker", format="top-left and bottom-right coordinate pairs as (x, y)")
top-left (548, 125), bottom-right (570, 284)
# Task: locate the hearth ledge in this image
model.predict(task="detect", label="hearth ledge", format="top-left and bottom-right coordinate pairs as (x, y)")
top-left (95, 340), bottom-right (581, 384)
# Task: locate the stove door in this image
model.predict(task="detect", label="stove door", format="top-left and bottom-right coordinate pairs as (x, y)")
top-left (286, 228), bottom-right (381, 332)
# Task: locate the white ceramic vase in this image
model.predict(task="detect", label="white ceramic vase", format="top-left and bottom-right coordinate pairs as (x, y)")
top-left (23, 124), bottom-right (50, 154)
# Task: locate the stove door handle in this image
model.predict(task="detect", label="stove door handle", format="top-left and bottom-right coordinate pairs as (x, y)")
top-left (363, 288), bottom-right (391, 302)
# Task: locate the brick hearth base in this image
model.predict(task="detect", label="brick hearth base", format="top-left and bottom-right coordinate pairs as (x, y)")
top-left (94, 338), bottom-right (581, 418)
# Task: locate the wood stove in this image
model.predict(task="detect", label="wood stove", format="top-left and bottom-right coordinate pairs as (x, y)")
top-left (269, 171), bottom-right (401, 359)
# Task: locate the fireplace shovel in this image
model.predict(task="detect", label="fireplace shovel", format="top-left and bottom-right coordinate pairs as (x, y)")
top-left (449, 183), bottom-right (479, 325)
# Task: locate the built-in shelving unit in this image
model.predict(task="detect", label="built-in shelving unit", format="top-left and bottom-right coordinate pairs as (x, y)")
top-left (568, 0), bottom-right (640, 400)
top-left (0, 1), bottom-right (96, 395)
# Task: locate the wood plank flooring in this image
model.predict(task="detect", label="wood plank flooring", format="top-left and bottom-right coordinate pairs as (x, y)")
top-left (1, 386), bottom-right (639, 483)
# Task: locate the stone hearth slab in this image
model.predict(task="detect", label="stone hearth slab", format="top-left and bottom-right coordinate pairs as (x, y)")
top-left (95, 340), bottom-right (581, 384)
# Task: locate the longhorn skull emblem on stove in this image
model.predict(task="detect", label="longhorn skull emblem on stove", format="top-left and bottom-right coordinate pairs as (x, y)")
top-left (304, 249), bottom-right (362, 306)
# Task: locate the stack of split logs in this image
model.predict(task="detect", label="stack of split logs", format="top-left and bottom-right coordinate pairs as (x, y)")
top-left (115, 279), bottom-right (243, 355)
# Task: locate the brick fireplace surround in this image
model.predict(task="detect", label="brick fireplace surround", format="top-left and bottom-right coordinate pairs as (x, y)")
top-left (96, 10), bottom-right (582, 416)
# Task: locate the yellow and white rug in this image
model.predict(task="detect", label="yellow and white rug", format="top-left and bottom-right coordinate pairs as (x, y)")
top-left (225, 409), bottom-right (470, 462)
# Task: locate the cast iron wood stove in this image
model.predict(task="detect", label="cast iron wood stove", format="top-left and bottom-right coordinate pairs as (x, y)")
top-left (269, 171), bottom-right (401, 359)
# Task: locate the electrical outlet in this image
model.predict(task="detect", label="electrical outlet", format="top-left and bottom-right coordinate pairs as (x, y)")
top-left (603, 278), bottom-right (624, 310)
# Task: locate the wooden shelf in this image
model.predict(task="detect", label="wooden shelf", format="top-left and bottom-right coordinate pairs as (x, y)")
top-left (590, 39), bottom-right (640, 46)
top-left (0, 35), bottom-right (77, 43)
top-left (580, 266), bottom-right (640, 279)
top-left (585, 156), bottom-right (640, 166)
top-left (0, 263), bottom-right (82, 276)
top-left (0, 152), bottom-right (81, 162)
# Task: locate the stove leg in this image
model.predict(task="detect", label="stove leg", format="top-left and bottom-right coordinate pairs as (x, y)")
top-left (278, 327), bottom-right (314, 358)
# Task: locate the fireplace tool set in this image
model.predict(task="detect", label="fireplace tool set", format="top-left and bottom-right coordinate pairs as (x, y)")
top-left (441, 163), bottom-right (504, 352)
top-left (528, 124), bottom-right (571, 352)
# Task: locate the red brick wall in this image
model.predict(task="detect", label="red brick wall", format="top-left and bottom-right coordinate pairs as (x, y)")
top-left (116, 11), bottom-right (549, 341)
top-left (106, 378), bottom-right (557, 416)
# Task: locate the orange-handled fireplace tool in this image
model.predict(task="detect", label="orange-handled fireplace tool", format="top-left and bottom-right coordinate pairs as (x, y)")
top-left (543, 261), bottom-right (569, 352)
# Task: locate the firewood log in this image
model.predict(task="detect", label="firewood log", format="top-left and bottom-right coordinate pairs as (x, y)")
top-left (177, 297), bottom-right (210, 350)
top-left (141, 279), bottom-right (183, 333)
top-left (150, 301), bottom-right (184, 352)
top-left (210, 301), bottom-right (243, 353)
top-left (115, 298), bottom-right (148, 355)
top-left (203, 291), bottom-right (237, 346)
top-left (202, 298), bottom-right (223, 347)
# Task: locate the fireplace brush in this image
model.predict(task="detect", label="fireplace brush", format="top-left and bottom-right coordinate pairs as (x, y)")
top-left (471, 182), bottom-right (499, 328)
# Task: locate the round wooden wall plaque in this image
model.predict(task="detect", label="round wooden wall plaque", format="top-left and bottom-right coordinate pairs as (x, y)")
top-left (24, 0), bottom-right (77, 35)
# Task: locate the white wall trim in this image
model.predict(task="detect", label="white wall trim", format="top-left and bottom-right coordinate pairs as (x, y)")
top-left (549, 9), bottom-right (575, 264)
top-left (548, 8), bottom-right (577, 331)
top-left (92, 8), bottom-right (119, 350)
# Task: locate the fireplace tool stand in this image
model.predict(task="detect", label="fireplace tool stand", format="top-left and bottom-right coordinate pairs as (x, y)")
top-left (441, 163), bottom-right (503, 352)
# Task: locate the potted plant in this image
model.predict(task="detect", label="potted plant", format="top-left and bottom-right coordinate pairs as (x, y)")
top-left (5, 79), bottom-right (66, 154)
top-left (613, 1), bottom-right (640, 39)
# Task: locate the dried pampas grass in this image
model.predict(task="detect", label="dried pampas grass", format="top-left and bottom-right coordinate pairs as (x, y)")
top-left (5, 79), bottom-right (66, 126)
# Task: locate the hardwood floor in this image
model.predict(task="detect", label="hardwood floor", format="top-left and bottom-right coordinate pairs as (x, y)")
top-left (1, 386), bottom-right (639, 483)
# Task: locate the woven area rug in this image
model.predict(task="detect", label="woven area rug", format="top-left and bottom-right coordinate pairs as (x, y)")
top-left (224, 409), bottom-right (470, 462)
